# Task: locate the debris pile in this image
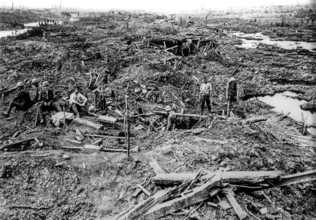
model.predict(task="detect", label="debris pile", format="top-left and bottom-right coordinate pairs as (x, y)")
top-left (0, 7), bottom-right (315, 220)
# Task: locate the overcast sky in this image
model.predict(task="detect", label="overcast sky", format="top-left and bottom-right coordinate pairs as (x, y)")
top-left (2, 0), bottom-right (314, 12)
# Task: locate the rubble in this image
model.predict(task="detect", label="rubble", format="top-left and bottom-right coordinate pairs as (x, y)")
top-left (0, 5), bottom-right (315, 220)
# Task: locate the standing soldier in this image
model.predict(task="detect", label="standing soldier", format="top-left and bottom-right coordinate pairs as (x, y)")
top-left (2, 82), bottom-right (33, 117)
top-left (199, 76), bottom-right (212, 115)
top-left (226, 77), bottom-right (238, 117)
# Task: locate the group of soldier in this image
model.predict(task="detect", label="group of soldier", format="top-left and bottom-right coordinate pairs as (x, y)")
top-left (199, 75), bottom-right (238, 116)
top-left (2, 74), bottom-right (238, 127)
top-left (2, 79), bottom-right (88, 123)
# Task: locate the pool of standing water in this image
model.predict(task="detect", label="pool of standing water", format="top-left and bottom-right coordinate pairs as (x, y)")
top-left (258, 91), bottom-right (316, 136)
top-left (232, 32), bottom-right (316, 51)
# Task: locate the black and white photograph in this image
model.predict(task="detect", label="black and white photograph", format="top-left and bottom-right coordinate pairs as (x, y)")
top-left (0, 0), bottom-right (315, 219)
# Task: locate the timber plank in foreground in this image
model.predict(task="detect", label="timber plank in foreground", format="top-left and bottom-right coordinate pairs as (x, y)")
top-left (153, 171), bottom-right (283, 185)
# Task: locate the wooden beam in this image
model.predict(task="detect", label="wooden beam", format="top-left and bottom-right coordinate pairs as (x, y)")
top-left (84, 134), bottom-right (131, 140)
top-left (242, 117), bottom-right (267, 125)
top-left (100, 148), bottom-right (127, 153)
top-left (73, 118), bottom-right (103, 130)
top-left (98, 115), bottom-right (117, 124)
top-left (276, 170), bottom-right (316, 187)
top-left (149, 159), bottom-right (165, 175)
top-left (137, 184), bottom-right (152, 196)
top-left (172, 113), bottom-right (209, 118)
top-left (153, 171), bottom-right (283, 186)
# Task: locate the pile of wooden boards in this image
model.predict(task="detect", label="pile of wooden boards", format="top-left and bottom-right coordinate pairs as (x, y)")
top-left (115, 168), bottom-right (316, 220)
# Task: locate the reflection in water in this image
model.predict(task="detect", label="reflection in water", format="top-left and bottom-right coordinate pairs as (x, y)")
top-left (232, 32), bottom-right (316, 51)
top-left (258, 92), bottom-right (316, 136)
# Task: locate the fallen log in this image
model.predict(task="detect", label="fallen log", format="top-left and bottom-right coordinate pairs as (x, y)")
top-left (0, 138), bottom-right (35, 151)
top-left (153, 171), bottom-right (283, 186)
top-left (73, 118), bottom-right (103, 130)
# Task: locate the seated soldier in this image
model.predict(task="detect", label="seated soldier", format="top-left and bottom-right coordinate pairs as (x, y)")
top-left (30, 78), bottom-right (40, 103)
top-left (38, 81), bottom-right (62, 123)
top-left (69, 86), bottom-right (88, 118)
top-left (2, 82), bottom-right (33, 117)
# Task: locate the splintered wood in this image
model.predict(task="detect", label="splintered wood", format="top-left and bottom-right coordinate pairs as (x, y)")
top-left (115, 168), bottom-right (316, 220)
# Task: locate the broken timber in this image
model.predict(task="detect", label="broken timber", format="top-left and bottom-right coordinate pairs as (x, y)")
top-left (136, 184), bottom-right (152, 196)
top-left (0, 138), bottom-right (35, 151)
top-left (139, 173), bottom-right (222, 220)
top-left (153, 171), bottom-right (283, 186)
top-left (73, 118), bottom-right (103, 130)
top-left (242, 116), bottom-right (267, 125)
top-left (271, 170), bottom-right (316, 188)
top-left (223, 187), bottom-right (247, 220)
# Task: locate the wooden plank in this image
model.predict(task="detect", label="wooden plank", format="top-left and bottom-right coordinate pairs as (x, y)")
top-left (223, 188), bottom-right (248, 220)
top-left (84, 144), bottom-right (101, 150)
top-left (0, 138), bottom-right (35, 151)
top-left (149, 159), bottom-right (165, 174)
top-left (100, 148), bottom-right (127, 153)
top-left (153, 171), bottom-right (283, 186)
top-left (65, 139), bottom-right (82, 145)
top-left (84, 134), bottom-right (130, 140)
top-left (277, 170), bottom-right (316, 187)
top-left (61, 146), bottom-right (83, 151)
top-left (140, 173), bottom-right (222, 220)
top-left (242, 117), bottom-right (267, 125)
top-left (73, 118), bottom-right (103, 130)
top-left (172, 113), bottom-right (208, 118)
top-left (98, 115), bottom-right (118, 124)
top-left (137, 184), bottom-right (152, 196)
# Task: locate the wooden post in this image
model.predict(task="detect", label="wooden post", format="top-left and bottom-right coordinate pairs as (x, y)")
top-left (125, 86), bottom-right (131, 157)
top-left (127, 116), bottom-right (130, 157)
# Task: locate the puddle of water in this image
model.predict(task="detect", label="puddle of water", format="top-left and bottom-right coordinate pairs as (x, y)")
top-left (0, 29), bottom-right (29, 38)
top-left (232, 32), bottom-right (316, 51)
top-left (24, 22), bottom-right (40, 27)
top-left (258, 91), bottom-right (316, 135)
top-left (0, 21), bottom-right (63, 39)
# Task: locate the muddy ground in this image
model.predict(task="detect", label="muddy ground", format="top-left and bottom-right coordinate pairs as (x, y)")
top-left (0, 7), bottom-right (316, 220)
